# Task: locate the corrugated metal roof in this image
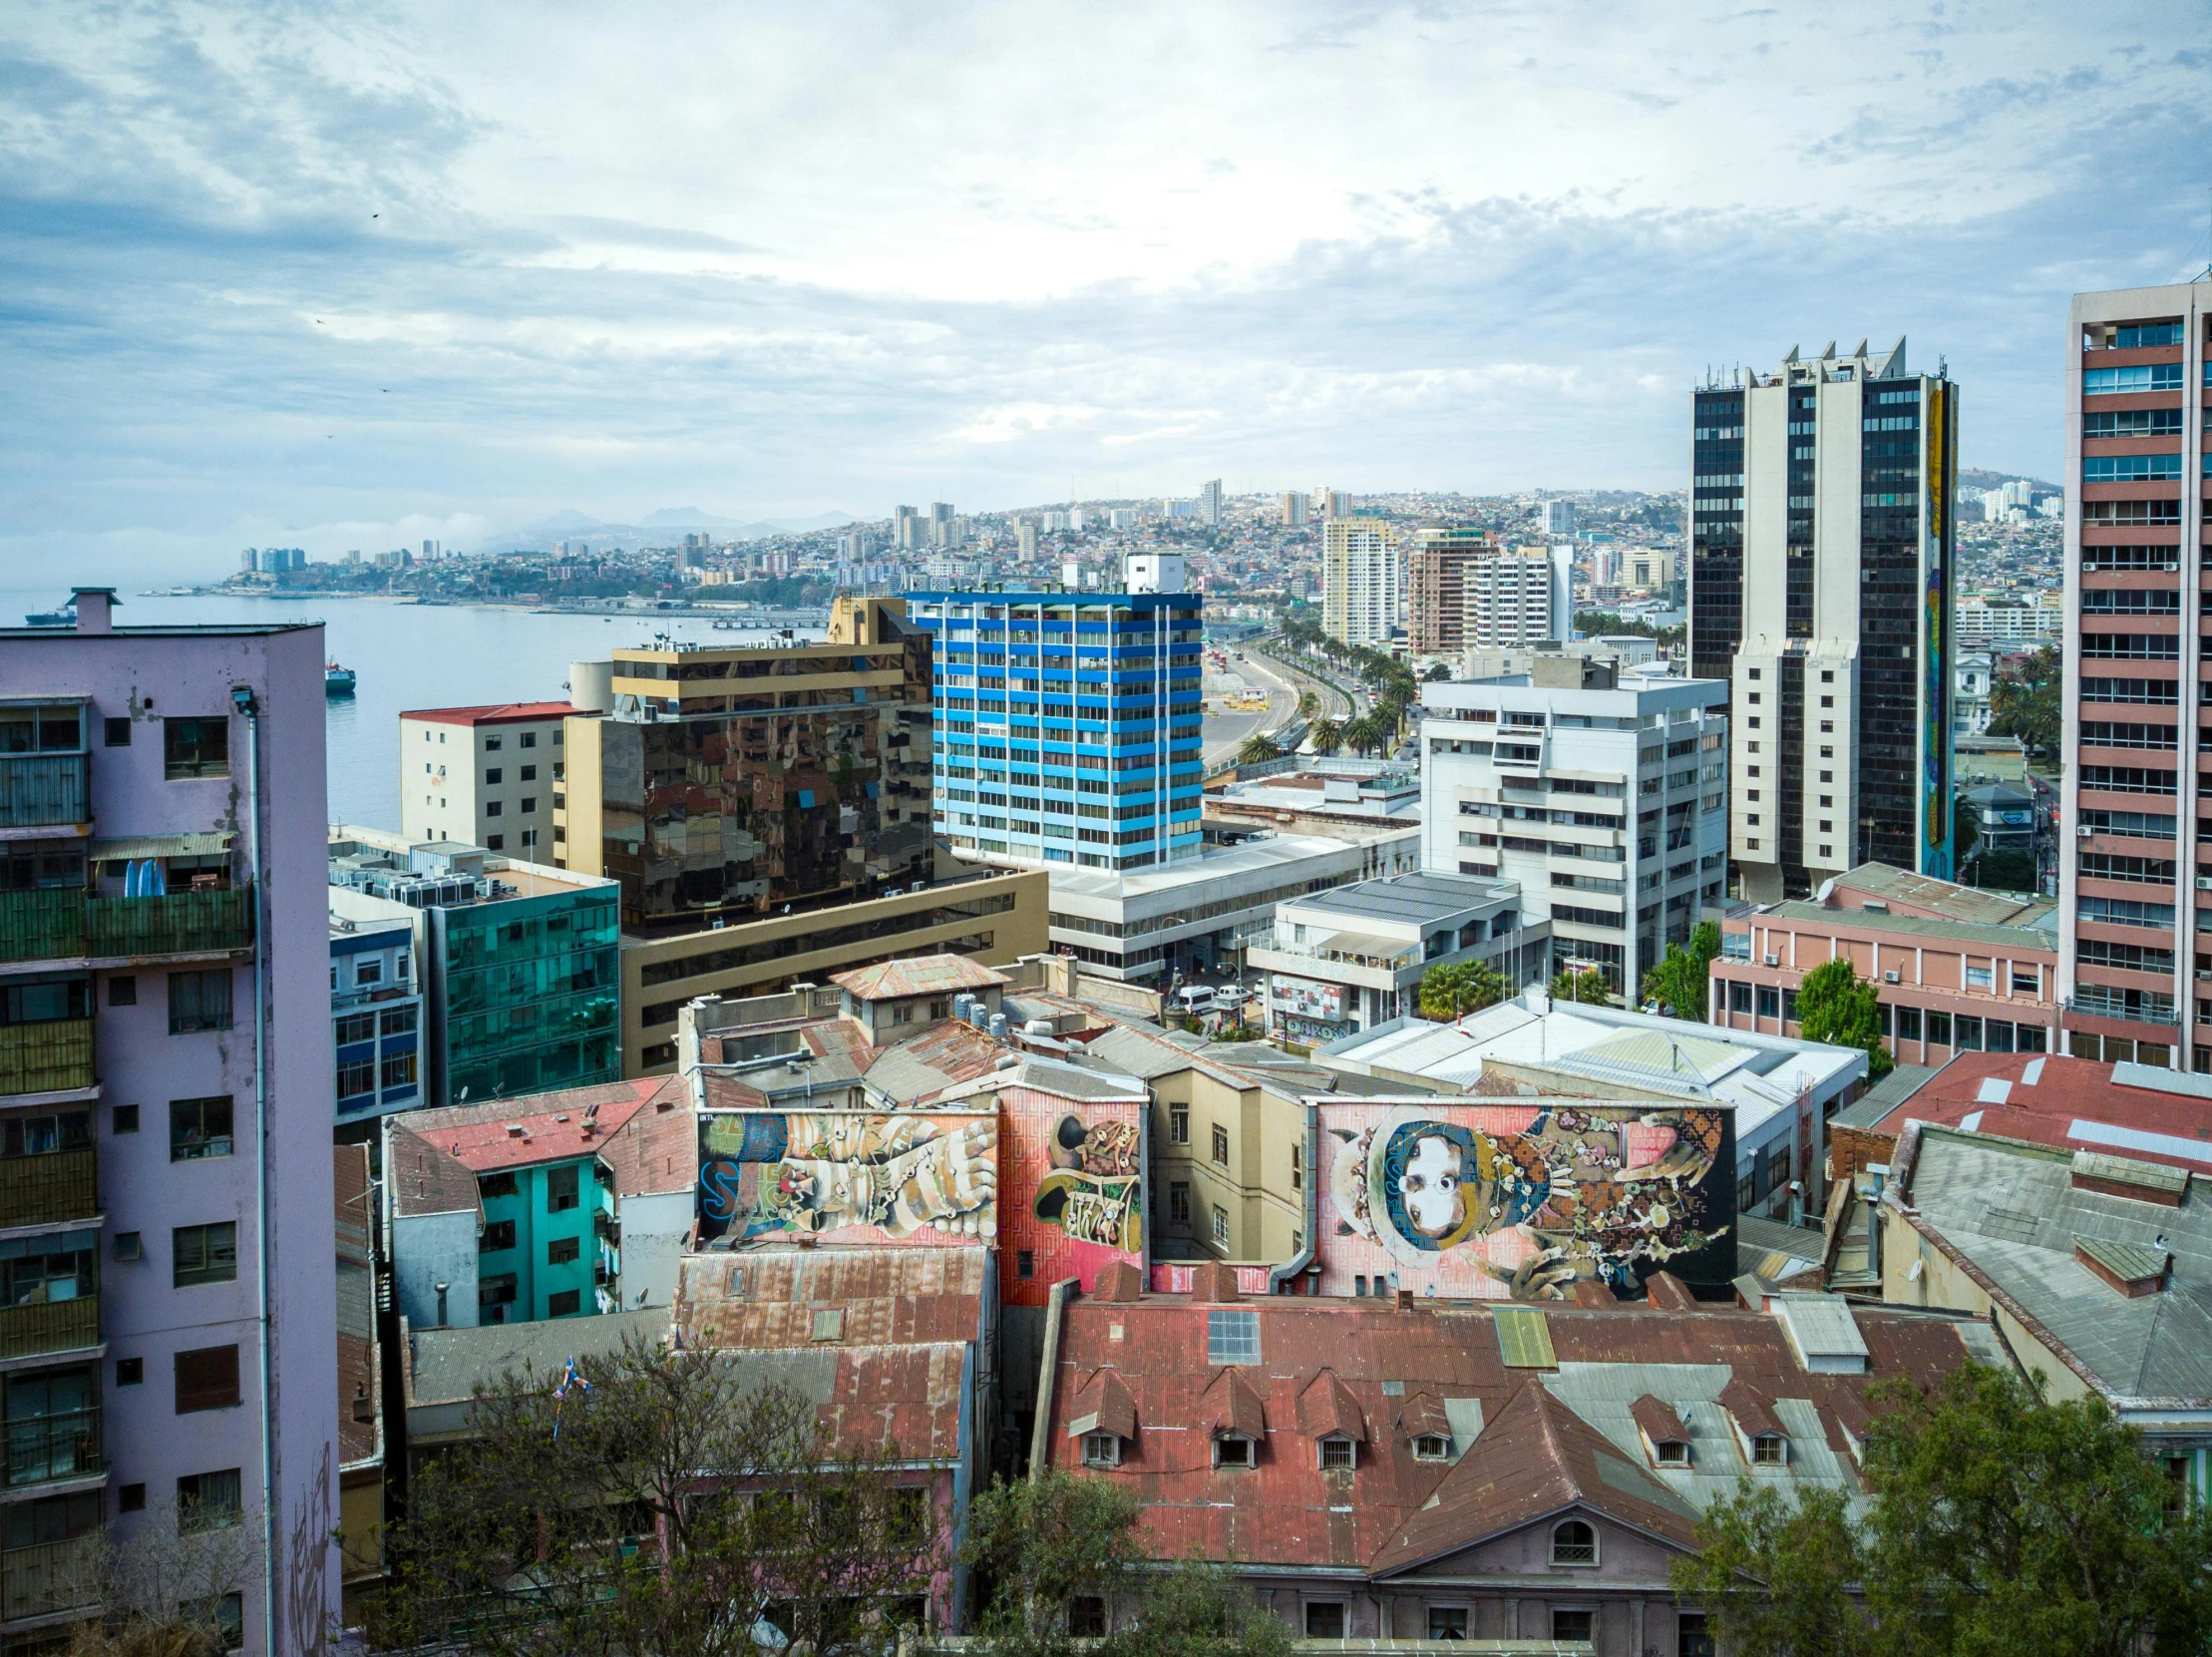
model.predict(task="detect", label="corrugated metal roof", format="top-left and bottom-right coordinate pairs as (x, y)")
top-left (829, 955), bottom-right (1011, 1000)
top-left (1828, 1062), bottom-right (1939, 1131)
top-left (2074, 1235), bottom-right (2169, 1285)
top-left (89, 831), bottom-right (232, 861)
top-left (1494, 1306), bottom-right (1556, 1369)
top-left (1758, 898), bottom-right (2056, 953)
top-left (1772, 1295), bottom-right (1871, 1366)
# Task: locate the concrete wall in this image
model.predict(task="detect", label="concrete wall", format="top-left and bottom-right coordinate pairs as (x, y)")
top-left (391, 1210), bottom-right (481, 1331)
top-left (613, 1189), bottom-right (693, 1310)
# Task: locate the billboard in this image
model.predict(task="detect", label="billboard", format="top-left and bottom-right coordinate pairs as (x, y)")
top-left (1313, 1097), bottom-right (1735, 1301)
top-left (1269, 976), bottom-right (1346, 1022)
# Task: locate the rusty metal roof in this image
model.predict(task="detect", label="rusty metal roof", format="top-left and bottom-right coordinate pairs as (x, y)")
top-left (1629, 1394), bottom-right (1688, 1446)
top-left (829, 954), bottom-right (1010, 1000)
top-left (385, 1123), bottom-right (483, 1220)
top-left (673, 1244), bottom-right (988, 1352)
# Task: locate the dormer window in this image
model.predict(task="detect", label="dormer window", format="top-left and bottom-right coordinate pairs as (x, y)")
top-left (1655, 1438), bottom-right (1689, 1466)
top-left (1551, 1519), bottom-right (1597, 1566)
top-left (1412, 1434), bottom-right (1451, 1461)
top-left (1215, 1433), bottom-right (1256, 1468)
top-left (1317, 1435), bottom-right (1355, 1471)
top-left (1082, 1432), bottom-right (1122, 1468)
top-left (1752, 1434), bottom-right (1788, 1465)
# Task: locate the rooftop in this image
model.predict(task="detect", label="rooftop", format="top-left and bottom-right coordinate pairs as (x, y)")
top-left (399, 700), bottom-right (577, 726)
top-left (1824, 863), bottom-right (2051, 928)
top-left (1041, 833), bottom-right (1388, 908)
top-left (1286, 870), bottom-right (1522, 929)
top-left (829, 954), bottom-right (1011, 1001)
top-left (388, 1075), bottom-right (691, 1190)
top-left (1743, 899), bottom-right (2057, 954)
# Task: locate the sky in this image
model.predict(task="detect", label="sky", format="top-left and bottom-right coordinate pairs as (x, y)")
top-left (3, 0), bottom-right (2208, 582)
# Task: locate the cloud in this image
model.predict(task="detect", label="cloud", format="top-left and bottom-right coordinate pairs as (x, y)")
top-left (0, 0), bottom-right (2206, 581)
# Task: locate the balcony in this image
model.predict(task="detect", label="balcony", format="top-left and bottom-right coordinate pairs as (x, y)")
top-left (0, 887), bottom-right (252, 967)
top-left (2062, 993), bottom-right (2180, 1028)
top-left (0, 756), bottom-right (89, 834)
top-left (5, 1411), bottom-right (102, 1490)
top-left (1, 1534), bottom-right (103, 1625)
top-left (0, 1151), bottom-right (98, 1232)
top-left (0, 1300), bottom-right (98, 1363)
top-left (0, 1022), bottom-right (93, 1098)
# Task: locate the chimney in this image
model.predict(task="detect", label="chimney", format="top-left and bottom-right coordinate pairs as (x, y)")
top-left (73, 588), bottom-right (118, 635)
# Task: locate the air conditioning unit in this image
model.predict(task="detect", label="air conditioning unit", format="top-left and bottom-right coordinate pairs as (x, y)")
top-left (1763, 954), bottom-right (1780, 968)
top-left (2196, 877), bottom-right (2212, 891)
top-left (1883, 970), bottom-right (1900, 984)
top-left (2077, 825), bottom-right (2094, 837)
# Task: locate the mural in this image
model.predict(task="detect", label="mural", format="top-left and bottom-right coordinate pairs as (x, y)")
top-left (1921, 378), bottom-right (1955, 879)
top-left (1316, 1098), bottom-right (1733, 1301)
top-left (1033, 1112), bottom-right (1142, 1252)
top-left (697, 1111), bottom-right (999, 1245)
top-left (991, 1086), bottom-right (1149, 1308)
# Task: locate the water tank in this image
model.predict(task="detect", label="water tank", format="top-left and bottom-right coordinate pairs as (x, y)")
top-left (1024, 1019), bottom-right (1054, 1038)
top-left (952, 994), bottom-right (975, 1025)
top-left (987, 1013), bottom-right (1008, 1039)
top-left (568, 659), bottom-right (616, 714)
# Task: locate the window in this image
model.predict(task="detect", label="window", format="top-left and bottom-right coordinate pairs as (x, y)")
top-left (1081, 1432), bottom-right (1121, 1468)
top-left (485, 800), bottom-right (503, 817)
top-left (1303, 1603), bottom-right (1345, 1639)
top-left (336, 1058), bottom-right (375, 1098)
top-left (116, 1359), bottom-right (143, 1387)
top-left (118, 1483), bottom-right (147, 1512)
top-left (354, 958), bottom-right (382, 987)
top-left (1211, 1124), bottom-right (1229, 1165)
top-left (1016, 1249), bottom-right (1035, 1279)
top-left (1068, 1596), bottom-right (1107, 1637)
top-left (547, 1236), bottom-right (580, 1266)
top-left (163, 717), bottom-right (228, 780)
top-left (1728, 982), bottom-right (1751, 1015)
top-left (1966, 964), bottom-right (1993, 991)
top-left (1752, 1434), bottom-right (1788, 1465)
top-left (1318, 1436), bottom-right (1355, 1470)
top-left (484, 834), bottom-right (503, 850)
top-left (485, 735), bottom-right (503, 751)
top-left (1896, 1005), bottom-right (1923, 1041)
top-left (1290, 1141), bottom-right (1302, 1190)
top-left (1207, 1309), bottom-right (1261, 1366)
top-left (174, 1223), bottom-right (237, 1287)
top-left (177, 1468), bottom-right (243, 1532)
top-left (1656, 1438), bottom-right (1689, 1466)
top-left (334, 1011), bottom-right (375, 1045)
top-left (169, 1096), bottom-right (232, 1160)
top-left (1427, 1607), bottom-right (1468, 1642)
top-left (485, 769), bottom-right (503, 786)
top-left (1414, 1434), bottom-right (1450, 1460)
top-left (481, 1220), bottom-right (516, 1252)
top-left (199, 1593), bottom-right (243, 1653)
top-left (1955, 1015), bottom-right (1983, 1051)
top-left (108, 976), bottom-right (135, 1007)
top-left (548, 1289), bottom-right (582, 1317)
top-left (1211, 1205), bottom-right (1230, 1246)
top-left (175, 1345), bottom-right (240, 1413)
top-left (1552, 1610), bottom-right (1594, 1642)
top-left (479, 1171), bottom-right (517, 1198)
top-left (1216, 1435), bottom-right (1256, 1470)
top-left (1552, 1518), bottom-right (1597, 1565)
top-left (520, 733), bottom-right (538, 750)
top-left (1169, 1106), bottom-right (1188, 1144)
top-left (2013, 966), bottom-right (2041, 996)
top-left (104, 717), bottom-right (131, 747)
top-left (1757, 986), bottom-right (1779, 1020)
top-left (546, 1164), bottom-right (580, 1212)
top-left (113, 1232), bottom-right (141, 1261)
top-left (1680, 1612), bottom-right (1715, 1657)
top-left (167, 970), bottom-right (232, 1034)
top-left (381, 1051), bottom-right (416, 1089)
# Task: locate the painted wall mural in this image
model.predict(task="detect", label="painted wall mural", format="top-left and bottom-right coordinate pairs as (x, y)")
top-left (995, 1087), bottom-right (1147, 1307)
top-left (697, 1110), bottom-right (999, 1245)
top-left (1315, 1098), bottom-right (1734, 1301)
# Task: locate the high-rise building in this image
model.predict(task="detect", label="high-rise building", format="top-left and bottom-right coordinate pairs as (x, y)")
top-left (400, 701), bottom-right (572, 859)
top-left (912, 557), bottom-right (1204, 874)
top-left (1280, 492), bottom-right (1309, 528)
top-left (1464, 546), bottom-right (1572, 649)
top-left (1405, 526), bottom-right (1492, 654)
top-left (0, 589), bottom-right (339, 1652)
top-left (1689, 338), bottom-right (1958, 904)
top-left (1321, 517), bottom-right (1401, 647)
top-left (1542, 499), bottom-right (1579, 541)
top-left (2059, 282), bottom-right (2207, 1071)
top-left (895, 505), bottom-right (922, 552)
top-left (1016, 520), bottom-right (1038, 561)
top-left (1422, 651), bottom-right (1729, 994)
top-left (1200, 479), bottom-right (1224, 527)
top-left (1321, 490), bottom-right (1353, 521)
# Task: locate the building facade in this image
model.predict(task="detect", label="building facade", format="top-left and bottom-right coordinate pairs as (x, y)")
top-left (0, 592), bottom-right (338, 1655)
top-left (329, 910), bottom-right (421, 1132)
top-left (1420, 655), bottom-right (1728, 997)
top-left (1689, 339), bottom-right (1959, 903)
top-left (910, 577), bottom-right (1204, 875)
top-left (2058, 281), bottom-right (2209, 1071)
top-left (1404, 527), bottom-right (1496, 656)
top-left (399, 701), bottom-right (572, 860)
top-left (1321, 518), bottom-right (1401, 647)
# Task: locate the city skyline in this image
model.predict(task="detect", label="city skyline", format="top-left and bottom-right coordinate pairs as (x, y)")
top-left (3, 2), bottom-right (2206, 584)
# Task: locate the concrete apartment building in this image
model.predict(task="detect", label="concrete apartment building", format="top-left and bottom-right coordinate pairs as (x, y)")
top-left (329, 907), bottom-right (422, 1132)
top-left (1421, 654), bottom-right (1728, 996)
top-left (2058, 281), bottom-right (2209, 1071)
top-left (1406, 532), bottom-right (1572, 657)
top-left (1689, 339), bottom-right (1960, 902)
top-left (1321, 517), bottom-right (1401, 647)
top-left (1404, 527), bottom-right (1495, 655)
top-left (0, 592), bottom-right (337, 1654)
top-left (399, 701), bottom-right (571, 860)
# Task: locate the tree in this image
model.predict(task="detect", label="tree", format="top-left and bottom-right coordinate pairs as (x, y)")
top-left (1308, 718), bottom-right (1342, 757)
top-left (1295, 690), bottom-right (1318, 719)
top-left (1237, 733), bottom-right (1282, 766)
top-left (1953, 794), bottom-right (1984, 870)
top-left (366, 1332), bottom-right (937, 1657)
top-left (963, 1471), bottom-right (1289, 1657)
top-left (1672, 1365), bottom-right (2212, 1657)
top-left (1641, 922), bottom-right (1720, 1020)
top-left (1424, 661), bottom-right (1452, 681)
top-left (1990, 642), bottom-right (2060, 763)
top-left (1417, 959), bottom-right (1507, 1022)
top-left (1550, 967), bottom-right (1612, 1005)
top-left (1793, 955), bottom-right (1892, 1079)
top-left (1972, 849), bottom-right (2037, 892)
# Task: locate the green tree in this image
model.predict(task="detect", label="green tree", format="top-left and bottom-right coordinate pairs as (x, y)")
top-left (1550, 967), bottom-right (1613, 1005)
top-left (1424, 661), bottom-right (1452, 681)
top-left (1990, 642), bottom-right (2060, 762)
top-left (1973, 849), bottom-right (2037, 891)
top-left (1640, 921), bottom-right (1720, 1019)
top-left (1308, 718), bottom-right (1342, 757)
top-left (1953, 793), bottom-right (1984, 872)
top-left (1672, 1365), bottom-right (2212, 1657)
top-left (1417, 959), bottom-right (1507, 1022)
top-left (1237, 733), bottom-right (1282, 766)
top-left (1793, 955), bottom-right (1892, 1079)
top-left (1295, 689), bottom-right (1318, 719)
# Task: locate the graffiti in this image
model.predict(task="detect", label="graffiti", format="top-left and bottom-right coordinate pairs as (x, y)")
top-left (282, 1444), bottom-right (332, 1657)
top-left (698, 1111), bottom-right (997, 1244)
top-left (1322, 1099), bottom-right (1730, 1301)
top-left (1032, 1113), bottom-right (1142, 1251)
top-left (1921, 380), bottom-right (1953, 877)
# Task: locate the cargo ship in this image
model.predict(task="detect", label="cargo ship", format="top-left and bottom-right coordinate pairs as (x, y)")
top-left (325, 660), bottom-right (357, 696)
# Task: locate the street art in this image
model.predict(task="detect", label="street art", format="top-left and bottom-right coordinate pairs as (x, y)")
top-left (1318, 1098), bottom-right (1732, 1301)
top-left (697, 1110), bottom-right (998, 1244)
top-left (1032, 1112), bottom-right (1143, 1253)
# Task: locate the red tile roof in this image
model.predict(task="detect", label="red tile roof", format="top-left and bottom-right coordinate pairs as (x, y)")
top-left (1864, 1052), bottom-right (2212, 1173)
top-left (399, 701), bottom-right (577, 726)
top-left (401, 1077), bottom-right (668, 1173)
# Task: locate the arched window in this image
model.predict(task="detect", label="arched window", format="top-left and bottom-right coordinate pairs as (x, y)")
top-left (1552, 1518), bottom-right (1597, 1565)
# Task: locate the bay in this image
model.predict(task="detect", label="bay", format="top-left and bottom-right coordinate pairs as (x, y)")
top-left (2, 585), bottom-right (821, 832)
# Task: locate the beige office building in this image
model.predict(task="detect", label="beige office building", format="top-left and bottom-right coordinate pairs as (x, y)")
top-left (400, 701), bottom-right (573, 858)
top-left (1321, 517), bottom-right (1401, 647)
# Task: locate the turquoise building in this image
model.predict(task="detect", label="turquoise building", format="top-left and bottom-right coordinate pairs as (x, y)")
top-left (471, 1150), bottom-right (617, 1323)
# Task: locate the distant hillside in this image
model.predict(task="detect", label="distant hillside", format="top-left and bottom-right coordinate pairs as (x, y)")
top-left (1962, 467), bottom-right (2060, 497)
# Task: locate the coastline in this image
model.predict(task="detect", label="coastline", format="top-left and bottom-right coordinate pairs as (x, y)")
top-left (143, 585), bottom-right (833, 626)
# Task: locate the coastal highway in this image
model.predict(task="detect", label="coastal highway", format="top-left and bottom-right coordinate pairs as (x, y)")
top-left (1200, 648), bottom-right (1301, 769)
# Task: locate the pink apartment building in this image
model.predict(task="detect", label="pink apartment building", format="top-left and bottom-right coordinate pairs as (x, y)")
top-left (0, 591), bottom-right (337, 1654)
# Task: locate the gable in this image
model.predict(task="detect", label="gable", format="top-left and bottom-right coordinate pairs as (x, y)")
top-left (1389, 1504), bottom-right (1697, 1581)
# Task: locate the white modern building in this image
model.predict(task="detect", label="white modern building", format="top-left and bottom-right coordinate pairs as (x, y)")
top-left (1321, 517), bottom-right (1401, 647)
top-left (1542, 499), bottom-right (1579, 541)
top-left (1420, 653), bottom-right (1728, 998)
top-left (1465, 545), bottom-right (1573, 648)
top-left (1200, 479), bottom-right (1224, 528)
top-left (399, 700), bottom-right (573, 859)
top-left (1245, 869), bottom-right (1549, 1045)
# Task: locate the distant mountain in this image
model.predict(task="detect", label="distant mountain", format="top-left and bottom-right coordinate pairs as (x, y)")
top-left (1963, 467), bottom-right (2060, 496)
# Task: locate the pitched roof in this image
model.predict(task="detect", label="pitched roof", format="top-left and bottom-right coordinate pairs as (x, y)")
top-left (1200, 1367), bottom-right (1269, 1440)
top-left (1827, 862), bottom-right (2052, 927)
top-left (396, 1078), bottom-right (666, 1173)
top-left (1068, 1369), bottom-right (1139, 1441)
top-left (1297, 1369), bottom-right (1367, 1441)
top-left (829, 954), bottom-right (1010, 1000)
top-left (385, 1124), bottom-right (482, 1220)
top-left (1630, 1394), bottom-right (1689, 1445)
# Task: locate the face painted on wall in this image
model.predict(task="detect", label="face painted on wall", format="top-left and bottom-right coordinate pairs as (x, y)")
top-left (1397, 1133), bottom-right (1464, 1238)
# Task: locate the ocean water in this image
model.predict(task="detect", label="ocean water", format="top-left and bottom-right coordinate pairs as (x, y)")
top-left (2, 585), bottom-right (821, 831)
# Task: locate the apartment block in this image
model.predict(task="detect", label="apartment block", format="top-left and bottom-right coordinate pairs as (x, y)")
top-left (911, 563), bottom-right (1204, 875)
top-left (1404, 527), bottom-right (1494, 655)
top-left (329, 908), bottom-right (421, 1131)
top-left (399, 701), bottom-right (571, 859)
top-left (1321, 517), bottom-right (1401, 647)
top-left (1420, 654), bottom-right (1728, 996)
top-left (2058, 279), bottom-right (2210, 1070)
top-left (1689, 339), bottom-right (1959, 903)
top-left (0, 592), bottom-right (337, 1653)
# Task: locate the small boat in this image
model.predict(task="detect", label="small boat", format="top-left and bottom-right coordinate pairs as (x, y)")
top-left (325, 660), bottom-right (357, 696)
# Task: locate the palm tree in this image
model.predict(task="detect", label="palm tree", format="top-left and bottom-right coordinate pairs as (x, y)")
top-left (1309, 718), bottom-right (1342, 756)
top-left (1238, 733), bottom-right (1283, 766)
